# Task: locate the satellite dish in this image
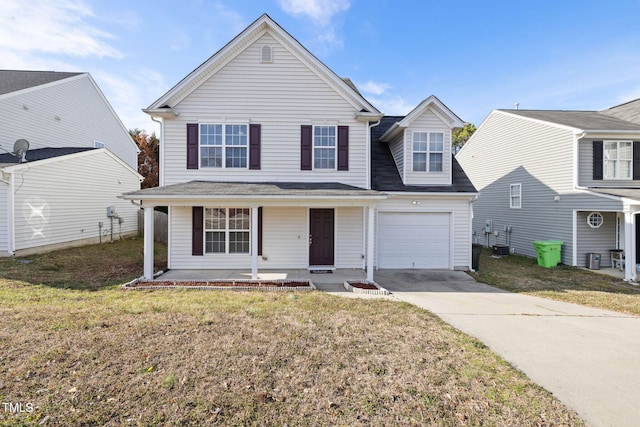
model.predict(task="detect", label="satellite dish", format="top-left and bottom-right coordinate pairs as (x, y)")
top-left (12, 139), bottom-right (29, 163)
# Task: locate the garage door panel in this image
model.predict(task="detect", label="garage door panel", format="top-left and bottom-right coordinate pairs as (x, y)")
top-left (378, 212), bottom-right (450, 269)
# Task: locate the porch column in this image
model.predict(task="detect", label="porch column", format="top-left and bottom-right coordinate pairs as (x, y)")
top-left (624, 211), bottom-right (636, 282)
top-left (367, 206), bottom-right (375, 282)
top-left (251, 206), bottom-right (259, 280)
top-left (143, 206), bottom-right (155, 280)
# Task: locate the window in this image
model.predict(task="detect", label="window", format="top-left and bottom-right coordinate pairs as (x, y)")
top-left (261, 45), bottom-right (273, 63)
top-left (413, 132), bottom-right (444, 172)
top-left (510, 184), bottom-right (521, 209)
top-left (587, 212), bottom-right (603, 229)
top-left (94, 141), bottom-right (105, 148)
top-left (204, 208), bottom-right (250, 254)
top-left (313, 125), bottom-right (336, 169)
top-left (604, 140), bottom-right (632, 179)
top-left (200, 124), bottom-right (247, 168)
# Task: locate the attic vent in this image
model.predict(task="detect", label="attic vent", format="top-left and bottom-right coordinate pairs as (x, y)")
top-left (261, 45), bottom-right (273, 63)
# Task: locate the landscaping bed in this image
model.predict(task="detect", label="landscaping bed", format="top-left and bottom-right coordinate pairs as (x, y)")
top-left (343, 280), bottom-right (390, 295)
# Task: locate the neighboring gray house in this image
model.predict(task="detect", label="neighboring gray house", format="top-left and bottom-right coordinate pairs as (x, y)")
top-left (123, 14), bottom-right (477, 281)
top-left (456, 101), bottom-right (640, 281)
top-left (0, 70), bottom-right (141, 256)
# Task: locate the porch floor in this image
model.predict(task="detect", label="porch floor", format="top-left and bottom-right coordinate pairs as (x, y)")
top-left (583, 267), bottom-right (626, 280)
top-left (156, 268), bottom-right (368, 285)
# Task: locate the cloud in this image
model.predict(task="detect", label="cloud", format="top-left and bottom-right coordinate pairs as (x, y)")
top-left (277, 0), bottom-right (350, 27)
top-left (94, 69), bottom-right (167, 132)
top-left (369, 96), bottom-right (415, 116)
top-left (357, 80), bottom-right (392, 96)
top-left (0, 0), bottom-right (122, 60)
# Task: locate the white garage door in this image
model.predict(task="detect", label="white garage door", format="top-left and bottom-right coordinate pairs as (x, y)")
top-left (378, 212), bottom-right (450, 268)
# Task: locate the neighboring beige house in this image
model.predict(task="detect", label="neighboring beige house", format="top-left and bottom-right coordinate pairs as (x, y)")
top-left (457, 100), bottom-right (640, 281)
top-left (0, 71), bottom-right (141, 256)
top-left (124, 14), bottom-right (477, 281)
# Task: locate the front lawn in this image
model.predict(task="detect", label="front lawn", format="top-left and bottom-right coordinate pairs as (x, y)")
top-left (0, 239), bottom-right (584, 425)
top-left (471, 248), bottom-right (640, 315)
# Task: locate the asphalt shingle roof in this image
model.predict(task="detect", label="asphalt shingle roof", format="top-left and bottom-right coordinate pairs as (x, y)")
top-left (371, 116), bottom-right (477, 193)
top-left (0, 147), bottom-right (95, 165)
top-left (499, 109), bottom-right (640, 131)
top-left (123, 181), bottom-right (385, 199)
top-left (0, 70), bottom-right (82, 96)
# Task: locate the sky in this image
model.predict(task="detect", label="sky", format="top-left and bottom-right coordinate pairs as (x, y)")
top-left (2, 0), bottom-right (640, 134)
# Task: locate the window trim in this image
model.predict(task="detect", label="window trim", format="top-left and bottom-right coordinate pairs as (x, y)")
top-left (510, 183), bottom-right (522, 209)
top-left (603, 140), bottom-right (632, 180)
top-left (587, 212), bottom-right (604, 229)
top-left (412, 131), bottom-right (444, 173)
top-left (312, 124), bottom-right (337, 170)
top-left (199, 123), bottom-right (249, 169)
top-left (204, 207), bottom-right (251, 254)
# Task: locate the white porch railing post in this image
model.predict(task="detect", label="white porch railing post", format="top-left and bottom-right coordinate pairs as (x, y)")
top-left (143, 206), bottom-right (155, 280)
top-left (251, 206), bottom-right (259, 280)
top-left (367, 205), bottom-right (375, 282)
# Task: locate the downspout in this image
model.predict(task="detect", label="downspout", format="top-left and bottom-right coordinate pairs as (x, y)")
top-left (151, 116), bottom-right (164, 187)
top-left (364, 118), bottom-right (382, 270)
top-left (8, 172), bottom-right (15, 255)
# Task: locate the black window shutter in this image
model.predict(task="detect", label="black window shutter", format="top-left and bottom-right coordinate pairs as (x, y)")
top-left (633, 141), bottom-right (640, 180)
top-left (192, 206), bottom-right (203, 256)
top-left (337, 125), bottom-right (349, 171)
top-left (593, 140), bottom-right (603, 180)
top-left (249, 124), bottom-right (261, 170)
top-left (301, 125), bottom-right (312, 170)
top-left (187, 123), bottom-right (199, 169)
top-left (257, 207), bottom-right (263, 256)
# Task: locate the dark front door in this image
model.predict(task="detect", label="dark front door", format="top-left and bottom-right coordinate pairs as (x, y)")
top-left (309, 208), bottom-right (334, 266)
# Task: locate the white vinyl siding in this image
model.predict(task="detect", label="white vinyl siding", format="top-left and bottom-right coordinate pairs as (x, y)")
top-left (0, 75), bottom-right (137, 169)
top-left (388, 132), bottom-right (404, 177)
top-left (335, 207), bottom-right (364, 268)
top-left (9, 151), bottom-right (140, 253)
top-left (404, 109), bottom-right (452, 186)
top-left (0, 183), bottom-right (8, 254)
top-left (576, 211), bottom-right (617, 267)
top-left (162, 33), bottom-right (368, 187)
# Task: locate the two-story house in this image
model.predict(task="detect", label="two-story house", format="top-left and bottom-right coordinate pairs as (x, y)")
top-left (123, 14), bottom-right (477, 281)
top-left (456, 103), bottom-right (640, 281)
top-left (0, 70), bottom-right (141, 256)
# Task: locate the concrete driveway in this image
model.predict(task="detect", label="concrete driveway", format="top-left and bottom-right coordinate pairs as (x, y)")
top-left (375, 270), bottom-right (640, 427)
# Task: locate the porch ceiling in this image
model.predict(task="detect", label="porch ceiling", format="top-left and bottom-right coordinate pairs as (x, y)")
top-left (588, 187), bottom-right (640, 203)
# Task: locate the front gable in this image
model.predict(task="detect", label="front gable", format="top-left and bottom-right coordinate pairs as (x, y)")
top-left (151, 14), bottom-right (381, 188)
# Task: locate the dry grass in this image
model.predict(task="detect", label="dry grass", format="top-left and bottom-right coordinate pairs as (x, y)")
top-left (471, 248), bottom-right (640, 315)
top-left (0, 239), bottom-right (584, 426)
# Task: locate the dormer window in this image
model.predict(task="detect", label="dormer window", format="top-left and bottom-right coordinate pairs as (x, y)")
top-left (412, 132), bottom-right (443, 172)
top-left (261, 45), bottom-right (273, 63)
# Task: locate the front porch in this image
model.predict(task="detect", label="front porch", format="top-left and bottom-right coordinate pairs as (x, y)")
top-left (156, 268), bottom-right (367, 284)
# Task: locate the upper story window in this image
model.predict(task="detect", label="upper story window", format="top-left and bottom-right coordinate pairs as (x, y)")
top-left (200, 124), bottom-right (247, 168)
top-left (412, 132), bottom-right (444, 172)
top-left (261, 45), bottom-right (273, 63)
top-left (313, 125), bottom-right (336, 169)
top-left (510, 183), bottom-right (521, 209)
top-left (94, 141), bottom-right (105, 148)
top-left (604, 140), bottom-right (632, 179)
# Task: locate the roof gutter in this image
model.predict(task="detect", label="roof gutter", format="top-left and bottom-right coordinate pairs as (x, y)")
top-left (379, 122), bottom-right (401, 142)
top-left (354, 111), bottom-right (383, 122)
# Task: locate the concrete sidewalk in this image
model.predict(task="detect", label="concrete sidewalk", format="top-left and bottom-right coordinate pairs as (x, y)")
top-left (374, 270), bottom-right (640, 427)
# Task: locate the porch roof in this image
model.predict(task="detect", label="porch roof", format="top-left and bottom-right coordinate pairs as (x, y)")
top-left (588, 187), bottom-right (640, 202)
top-left (122, 180), bottom-right (386, 201)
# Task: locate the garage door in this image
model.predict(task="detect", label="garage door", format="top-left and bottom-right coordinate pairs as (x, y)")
top-left (378, 212), bottom-right (450, 268)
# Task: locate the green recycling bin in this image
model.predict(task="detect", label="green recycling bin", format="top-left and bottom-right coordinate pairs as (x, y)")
top-left (532, 240), bottom-right (563, 268)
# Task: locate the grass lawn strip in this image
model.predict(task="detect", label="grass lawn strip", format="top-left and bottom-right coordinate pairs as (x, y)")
top-left (471, 248), bottom-right (640, 316)
top-left (0, 238), bottom-right (584, 425)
